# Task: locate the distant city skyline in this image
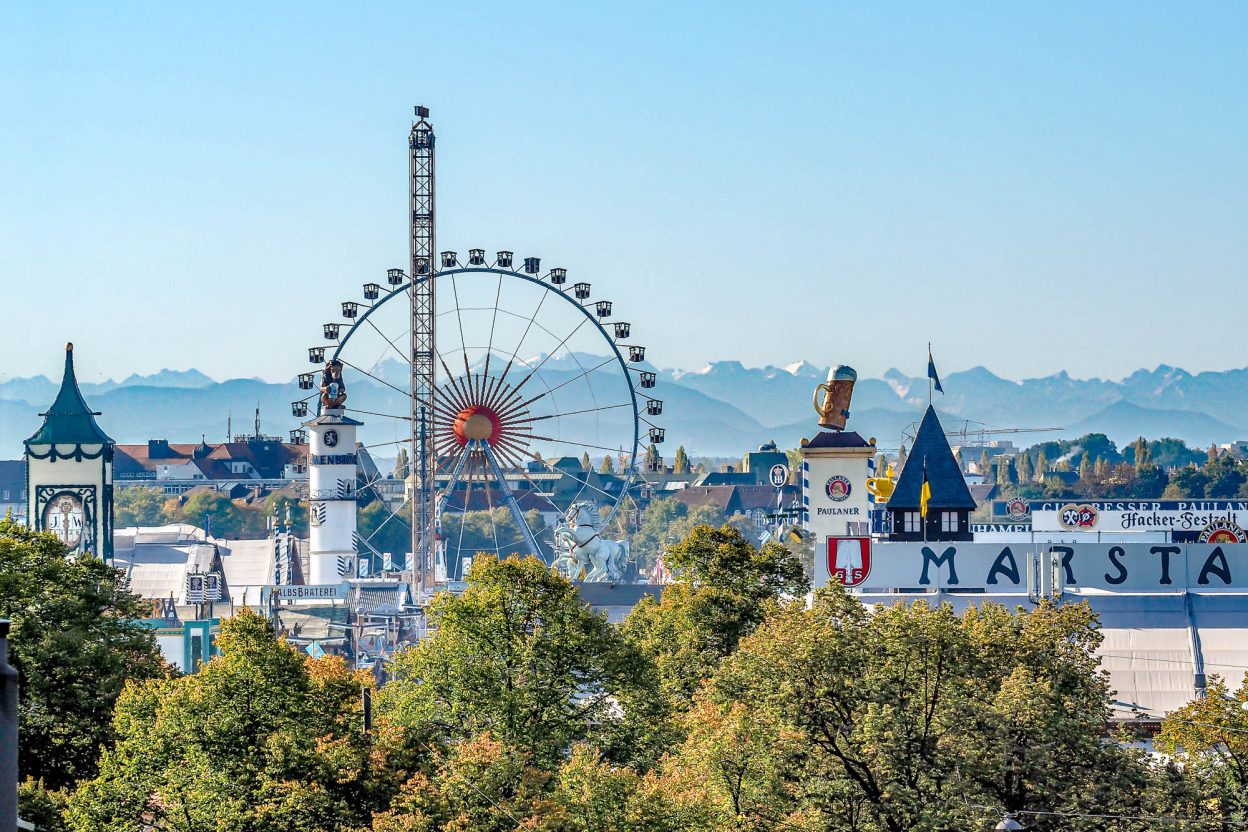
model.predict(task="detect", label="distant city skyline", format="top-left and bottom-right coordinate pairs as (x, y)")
top-left (4, 3), bottom-right (1245, 383)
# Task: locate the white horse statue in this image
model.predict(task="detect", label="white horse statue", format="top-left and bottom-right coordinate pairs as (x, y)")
top-left (553, 501), bottom-right (631, 582)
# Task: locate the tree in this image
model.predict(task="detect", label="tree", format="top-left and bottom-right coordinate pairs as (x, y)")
top-left (580, 452), bottom-right (592, 471)
top-left (1157, 675), bottom-right (1248, 826)
top-left (600, 455), bottom-right (615, 474)
top-left (1016, 452), bottom-right (1034, 484)
top-left (630, 498), bottom-right (728, 570)
top-left (440, 508), bottom-right (550, 569)
top-left (673, 446), bottom-right (691, 475)
top-left (359, 499), bottom-right (411, 566)
top-left (370, 732), bottom-right (553, 832)
top-left (623, 524), bottom-right (806, 712)
top-left (978, 450), bottom-right (990, 476)
top-left (393, 447), bottom-right (409, 480)
top-left (644, 443), bottom-right (662, 472)
top-left (1132, 436), bottom-right (1151, 468)
top-left (262, 491), bottom-right (307, 535)
top-left (1135, 464), bottom-right (1169, 498)
top-left (67, 609), bottom-right (385, 832)
top-left (1167, 465), bottom-right (1209, 499)
top-left (113, 486), bottom-right (170, 527)
top-left (698, 587), bottom-right (1183, 831)
top-left (177, 489), bottom-right (243, 537)
top-left (378, 556), bottom-right (661, 770)
top-left (1034, 449), bottom-right (1048, 482)
top-left (1078, 451), bottom-right (1092, 481)
top-left (1205, 456), bottom-right (1246, 498)
top-left (0, 520), bottom-right (165, 792)
top-left (1148, 438), bottom-right (1202, 469)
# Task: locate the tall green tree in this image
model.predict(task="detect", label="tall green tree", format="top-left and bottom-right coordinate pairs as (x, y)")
top-left (623, 524), bottom-right (806, 712)
top-left (1016, 452), bottom-right (1034, 484)
top-left (673, 446), bottom-right (691, 475)
top-left (393, 447), bottom-right (410, 480)
top-left (643, 443), bottom-right (662, 472)
top-left (0, 520), bottom-right (165, 791)
top-left (378, 556), bottom-right (662, 770)
top-left (1034, 449), bottom-right (1048, 481)
top-left (600, 455), bottom-right (615, 474)
top-left (67, 609), bottom-right (385, 832)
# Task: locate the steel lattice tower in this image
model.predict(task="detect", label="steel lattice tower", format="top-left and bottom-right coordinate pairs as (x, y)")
top-left (409, 107), bottom-right (436, 592)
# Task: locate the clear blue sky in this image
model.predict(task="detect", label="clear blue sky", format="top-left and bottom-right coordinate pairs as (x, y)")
top-left (2, 2), bottom-right (1245, 385)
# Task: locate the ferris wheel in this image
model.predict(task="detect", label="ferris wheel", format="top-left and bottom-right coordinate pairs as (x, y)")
top-left (292, 254), bottom-right (662, 578)
top-left (290, 108), bottom-right (663, 588)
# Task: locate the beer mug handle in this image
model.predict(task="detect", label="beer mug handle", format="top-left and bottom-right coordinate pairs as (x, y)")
top-left (813, 382), bottom-right (831, 414)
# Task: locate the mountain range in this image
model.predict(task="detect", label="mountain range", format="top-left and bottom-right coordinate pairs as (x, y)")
top-left (3, 359), bottom-right (1247, 459)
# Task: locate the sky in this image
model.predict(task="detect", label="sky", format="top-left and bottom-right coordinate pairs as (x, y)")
top-left (2, 2), bottom-right (1245, 386)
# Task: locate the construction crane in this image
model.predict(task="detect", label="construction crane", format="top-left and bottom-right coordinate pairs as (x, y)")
top-left (899, 419), bottom-right (1063, 449)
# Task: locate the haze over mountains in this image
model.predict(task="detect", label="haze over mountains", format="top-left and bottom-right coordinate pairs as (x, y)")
top-left (2, 359), bottom-right (1247, 459)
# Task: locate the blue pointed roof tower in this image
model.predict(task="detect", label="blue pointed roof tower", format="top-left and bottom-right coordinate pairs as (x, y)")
top-left (890, 405), bottom-right (975, 511)
top-left (25, 343), bottom-right (114, 449)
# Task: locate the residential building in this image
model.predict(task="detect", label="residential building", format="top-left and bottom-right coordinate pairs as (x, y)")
top-left (114, 435), bottom-right (308, 494)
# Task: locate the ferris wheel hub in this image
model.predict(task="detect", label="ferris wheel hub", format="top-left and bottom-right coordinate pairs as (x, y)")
top-left (453, 405), bottom-right (503, 445)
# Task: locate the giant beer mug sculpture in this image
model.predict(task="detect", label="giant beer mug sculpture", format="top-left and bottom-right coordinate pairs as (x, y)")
top-left (813, 365), bottom-right (857, 431)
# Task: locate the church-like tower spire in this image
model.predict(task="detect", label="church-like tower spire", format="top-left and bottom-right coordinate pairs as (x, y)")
top-left (24, 343), bottom-right (114, 447)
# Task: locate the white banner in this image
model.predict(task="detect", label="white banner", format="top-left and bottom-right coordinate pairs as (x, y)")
top-left (817, 540), bottom-right (1248, 592)
top-left (1030, 500), bottom-right (1248, 535)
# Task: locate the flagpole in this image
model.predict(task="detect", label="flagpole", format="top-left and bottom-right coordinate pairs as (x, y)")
top-left (928, 342), bottom-right (932, 407)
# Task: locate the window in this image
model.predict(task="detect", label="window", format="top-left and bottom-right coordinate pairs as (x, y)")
top-left (941, 511), bottom-right (958, 533)
top-left (903, 512), bottom-right (921, 534)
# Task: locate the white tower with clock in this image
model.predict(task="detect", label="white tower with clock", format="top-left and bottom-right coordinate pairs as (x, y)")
top-left (304, 407), bottom-right (361, 585)
top-left (25, 344), bottom-right (114, 562)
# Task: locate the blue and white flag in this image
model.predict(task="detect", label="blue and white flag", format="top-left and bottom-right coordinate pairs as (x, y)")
top-left (927, 349), bottom-right (944, 394)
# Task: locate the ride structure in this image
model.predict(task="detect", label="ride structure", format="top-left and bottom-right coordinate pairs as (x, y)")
top-left (293, 107), bottom-right (662, 594)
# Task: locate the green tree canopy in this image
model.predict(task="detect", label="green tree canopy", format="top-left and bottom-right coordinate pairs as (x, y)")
top-left (359, 498), bottom-right (411, 566)
top-left (378, 556), bottom-right (661, 770)
top-left (695, 586), bottom-right (1188, 831)
top-left (1157, 674), bottom-right (1248, 826)
top-left (0, 519), bottom-right (165, 791)
top-left (67, 609), bottom-right (384, 832)
top-left (177, 489), bottom-right (243, 537)
top-left (262, 491), bottom-right (308, 535)
top-left (623, 525), bottom-right (807, 714)
top-left (673, 446), bottom-right (691, 475)
top-left (113, 486), bottom-right (170, 527)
